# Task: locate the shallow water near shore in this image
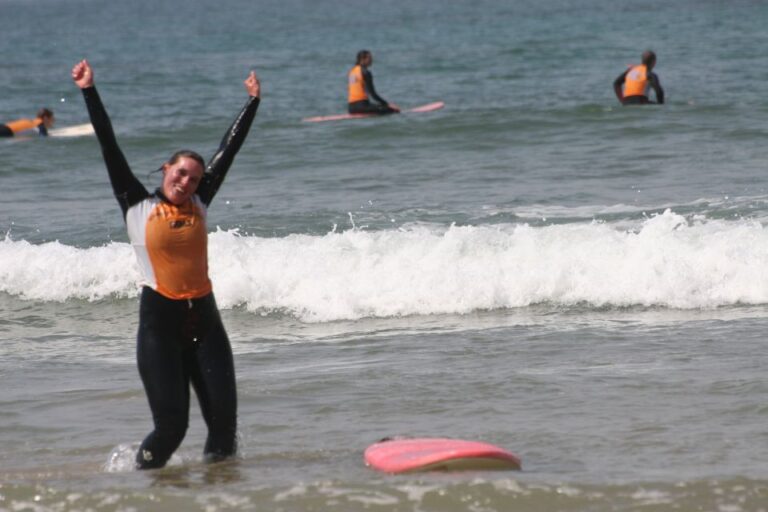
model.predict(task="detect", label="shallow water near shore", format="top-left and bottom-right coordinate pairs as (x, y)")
top-left (3, 0), bottom-right (768, 510)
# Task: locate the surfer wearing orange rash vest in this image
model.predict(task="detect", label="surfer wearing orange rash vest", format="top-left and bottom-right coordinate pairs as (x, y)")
top-left (0, 108), bottom-right (54, 137)
top-left (72, 59), bottom-right (260, 469)
top-left (348, 50), bottom-right (400, 115)
top-left (613, 50), bottom-right (664, 106)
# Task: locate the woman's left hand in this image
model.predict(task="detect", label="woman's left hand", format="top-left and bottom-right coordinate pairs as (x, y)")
top-left (244, 71), bottom-right (260, 98)
top-left (72, 59), bottom-right (94, 89)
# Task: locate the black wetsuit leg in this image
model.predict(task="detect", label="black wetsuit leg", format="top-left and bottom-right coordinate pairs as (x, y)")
top-left (0, 124), bottom-right (13, 137)
top-left (189, 294), bottom-right (238, 462)
top-left (135, 288), bottom-right (191, 469)
top-left (348, 100), bottom-right (397, 115)
top-left (135, 287), bottom-right (237, 469)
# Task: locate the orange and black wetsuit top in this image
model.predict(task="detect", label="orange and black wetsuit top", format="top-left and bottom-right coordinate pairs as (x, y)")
top-left (347, 65), bottom-right (397, 115)
top-left (81, 86), bottom-right (259, 299)
top-left (348, 65), bottom-right (368, 104)
top-left (348, 65), bottom-right (389, 106)
top-left (0, 117), bottom-right (47, 137)
top-left (614, 64), bottom-right (664, 105)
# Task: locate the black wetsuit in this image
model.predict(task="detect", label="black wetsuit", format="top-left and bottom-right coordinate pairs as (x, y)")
top-left (348, 67), bottom-right (397, 115)
top-left (137, 287), bottom-right (237, 468)
top-left (613, 68), bottom-right (665, 105)
top-left (0, 122), bottom-right (47, 137)
top-left (81, 85), bottom-right (259, 469)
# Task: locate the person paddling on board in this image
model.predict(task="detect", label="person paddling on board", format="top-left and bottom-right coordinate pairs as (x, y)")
top-left (613, 50), bottom-right (665, 105)
top-left (72, 59), bottom-right (260, 470)
top-left (348, 50), bottom-right (400, 115)
top-left (0, 108), bottom-right (55, 137)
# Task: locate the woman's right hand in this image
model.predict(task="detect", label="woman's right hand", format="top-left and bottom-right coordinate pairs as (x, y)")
top-left (244, 71), bottom-right (260, 98)
top-left (72, 59), bottom-right (94, 89)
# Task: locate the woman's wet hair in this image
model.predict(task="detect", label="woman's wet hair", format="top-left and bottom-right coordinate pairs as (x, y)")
top-left (168, 149), bottom-right (205, 169)
top-left (356, 50), bottom-right (371, 65)
top-left (167, 149), bottom-right (205, 170)
top-left (37, 108), bottom-right (53, 120)
top-left (641, 50), bottom-right (656, 67)
top-left (149, 149), bottom-right (205, 179)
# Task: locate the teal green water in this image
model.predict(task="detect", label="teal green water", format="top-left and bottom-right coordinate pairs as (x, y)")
top-left (3, 0), bottom-right (768, 510)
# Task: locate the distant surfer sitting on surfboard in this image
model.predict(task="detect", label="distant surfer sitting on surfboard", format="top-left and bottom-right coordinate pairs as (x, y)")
top-left (0, 108), bottom-right (54, 137)
top-left (72, 59), bottom-right (260, 470)
top-left (613, 50), bottom-right (664, 106)
top-left (348, 50), bottom-right (400, 115)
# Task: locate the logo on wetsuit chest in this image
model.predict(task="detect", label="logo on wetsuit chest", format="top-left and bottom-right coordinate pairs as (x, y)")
top-left (169, 218), bottom-right (194, 229)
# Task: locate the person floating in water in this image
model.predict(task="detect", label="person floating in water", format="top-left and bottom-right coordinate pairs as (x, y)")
top-left (0, 108), bottom-right (55, 137)
top-left (72, 59), bottom-right (260, 469)
top-left (348, 50), bottom-right (400, 115)
top-left (613, 50), bottom-right (664, 105)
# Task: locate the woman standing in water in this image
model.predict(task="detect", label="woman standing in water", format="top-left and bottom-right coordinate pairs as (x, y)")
top-left (72, 59), bottom-right (260, 469)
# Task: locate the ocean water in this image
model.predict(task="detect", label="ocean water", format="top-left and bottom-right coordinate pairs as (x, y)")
top-left (3, 0), bottom-right (768, 510)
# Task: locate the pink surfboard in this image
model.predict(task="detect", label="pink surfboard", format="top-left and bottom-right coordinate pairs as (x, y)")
top-left (364, 438), bottom-right (521, 473)
top-left (303, 101), bottom-right (444, 123)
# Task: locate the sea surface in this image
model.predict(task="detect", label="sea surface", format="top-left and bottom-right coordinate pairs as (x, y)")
top-left (2, 0), bottom-right (768, 510)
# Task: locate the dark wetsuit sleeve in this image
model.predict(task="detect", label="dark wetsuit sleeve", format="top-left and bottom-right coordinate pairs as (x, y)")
top-left (649, 73), bottom-right (664, 104)
top-left (613, 70), bottom-right (628, 101)
top-left (362, 68), bottom-right (388, 106)
top-left (81, 86), bottom-right (148, 217)
top-left (38, 125), bottom-right (48, 137)
top-left (196, 96), bottom-right (260, 207)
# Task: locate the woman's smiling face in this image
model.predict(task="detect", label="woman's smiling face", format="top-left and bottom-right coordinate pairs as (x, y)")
top-left (162, 156), bottom-right (204, 205)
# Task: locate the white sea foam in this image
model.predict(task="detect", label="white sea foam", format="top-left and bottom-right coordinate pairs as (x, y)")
top-left (3, 210), bottom-right (768, 322)
top-left (103, 443), bottom-right (183, 472)
top-left (0, 237), bottom-right (139, 301)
